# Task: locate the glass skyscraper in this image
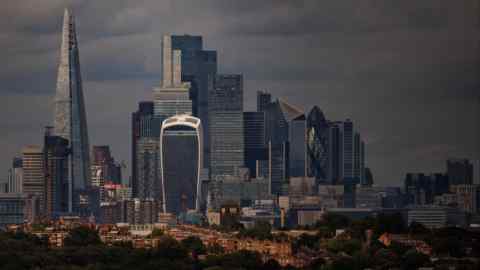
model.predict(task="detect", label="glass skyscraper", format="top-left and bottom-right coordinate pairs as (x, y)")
top-left (160, 115), bottom-right (203, 214)
top-left (327, 122), bottom-right (341, 184)
top-left (289, 115), bottom-right (307, 177)
top-left (340, 119), bottom-right (354, 182)
top-left (53, 9), bottom-right (90, 212)
top-left (354, 132), bottom-right (365, 184)
top-left (307, 106), bottom-right (330, 182)
top-left (244, 112), bottom-right (268, 178)
top-left (209, 74), bottom-right (244, 179)
top-left (171, 35), bottom-right (217, 168)
top-left (265, 99), bottom-right (305, 195)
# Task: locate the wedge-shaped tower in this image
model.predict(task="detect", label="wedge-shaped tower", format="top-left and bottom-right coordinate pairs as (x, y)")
top-left (53, 9), bottom-right (90, 212)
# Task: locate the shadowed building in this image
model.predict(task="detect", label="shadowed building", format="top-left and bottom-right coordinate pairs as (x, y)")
top-left (170, 35), bottom-right (217, 167)
top-left (265, 99), bottom-right (306, 195)
top-left (257, 90), bottom-right (272, 113)
top-left (244, 111), bottom-right (268, 178)
top-left (136, 138), bottom-right (160, 200)
top-left (160, 114), bottom-right (203, 214)
top-left (209, 74), bottom-right (244, 179)
top-left (306, 106), bottom-right (329, 183)
top-left (447, 158), bottom-right (473, 185)
top-left (131, 102), bottom-right (157, 197)
top-left (43, 127), bottom-right (69, 219)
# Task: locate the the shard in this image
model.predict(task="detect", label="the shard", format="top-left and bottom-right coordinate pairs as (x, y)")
top-left (53, 9), bottom-right (90, 212)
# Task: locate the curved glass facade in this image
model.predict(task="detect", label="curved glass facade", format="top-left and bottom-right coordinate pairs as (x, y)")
top-left (160, 115), bottom-right (202, 215)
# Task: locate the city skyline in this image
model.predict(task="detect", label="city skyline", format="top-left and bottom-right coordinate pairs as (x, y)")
top-left (1, 1), bottom-right (479, 186)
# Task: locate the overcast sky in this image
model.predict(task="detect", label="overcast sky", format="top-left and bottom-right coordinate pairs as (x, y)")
top-left (1, 0), bottom-right (479, 186)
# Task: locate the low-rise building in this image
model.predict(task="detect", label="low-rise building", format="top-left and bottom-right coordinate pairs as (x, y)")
top-left (378, 232), bottom-right (432, 255)
top-left (0, 193), bottom-right (26, 227)
top-left (450, 185), bottom-right (480, 213)
top-left (407, 207), bottom-right (466, 228)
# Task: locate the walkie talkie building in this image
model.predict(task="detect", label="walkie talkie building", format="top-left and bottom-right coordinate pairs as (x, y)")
top-left (160, 114), bottom-right (203, 215)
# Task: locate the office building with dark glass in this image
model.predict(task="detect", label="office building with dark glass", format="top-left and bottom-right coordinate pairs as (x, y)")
top-left (209, 74), bottom-right (244, 179)
top-left (265, 98), bottom-right (306, 195)
top-left (160, 115), bottom-right (203, 215)
top-left (43, 133), bottom-right (70, 218)
top-left (244, 111), bottom-right (267, 178)
top-left (171, 35), bottom-right (217, 168)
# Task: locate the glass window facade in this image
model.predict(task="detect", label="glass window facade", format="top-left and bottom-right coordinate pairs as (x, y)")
top-left (160, 115), bottom-right (202, 215)
top-left (209, 75), bottom-right (244, 178)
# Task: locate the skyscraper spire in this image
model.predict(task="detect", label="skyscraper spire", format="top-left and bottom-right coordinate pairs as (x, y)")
top-left (53, 8), bottom-right (91, 212)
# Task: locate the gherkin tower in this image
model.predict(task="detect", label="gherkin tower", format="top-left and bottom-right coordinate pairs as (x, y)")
top-left (53, 9), bottom-right (90, 212)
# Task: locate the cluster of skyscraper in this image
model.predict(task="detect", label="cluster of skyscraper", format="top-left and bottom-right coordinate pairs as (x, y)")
top-left (2, 10), bottom-right (369, 225)
top-left (132, 34), bottom-right (368, 215)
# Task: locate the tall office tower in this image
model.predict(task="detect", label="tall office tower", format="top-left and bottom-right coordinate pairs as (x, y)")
top-left (257, 90), bottom-right (272, 112)
top-left (53, 9), bottom-right (91, 212)
top-left (289, 115), bottom-right (307, 177)
top-left (209, 74), bottom-right (244, 178)
top-left (171, 35), bottom-right (217, 168)
top-left (338, 120), bottom-right (356, 207)
top-left (244, 112), bottom-right (268, 178)
top-left (340, 120), bottom-right (355, 183)
top-left (136, 138), bottom-right (160, 200)
top-left (360, 141), bottom-right (366, 185)
top-left (154, 35), bottom-right (192, 121)
top-left (306, 106), bottom-right (329, 182)
top-left (131, 101), bottom-right (156, 196)
top-left (447, 158), bottom-right (473, 185)
top-left (160, 115), bottom-right (203, 214)
top-left (353, 132), bottom-right (366, 184)
top-left (22, 145), bottom-right (45, 211)
top-left (43, 128), bottom-right (69, 219)
top-left (265, 99), bottom-right (305, 194)
top-left (327, 122), bottom-right (341, 184)
top-left (8, 158), bottom-right (23, 193)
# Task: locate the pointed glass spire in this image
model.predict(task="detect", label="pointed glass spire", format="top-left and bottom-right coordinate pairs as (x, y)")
top-left (53, 9), bottom-right (91, 211)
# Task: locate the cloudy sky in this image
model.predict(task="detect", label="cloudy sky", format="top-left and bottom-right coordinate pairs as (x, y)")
top-left (1, 0), bottom-right (479, 186)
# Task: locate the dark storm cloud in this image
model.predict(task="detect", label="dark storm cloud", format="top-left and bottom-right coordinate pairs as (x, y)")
top-left (0, 0), bottom-right (478, 185)
top-left (223, 0), bottom-right (465, 37)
